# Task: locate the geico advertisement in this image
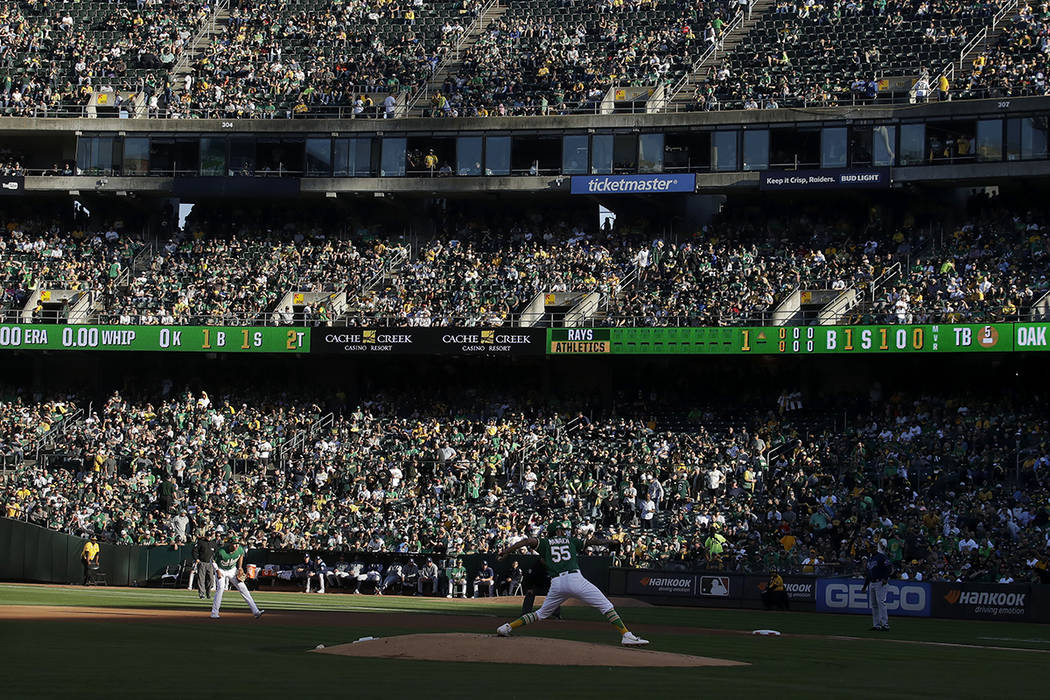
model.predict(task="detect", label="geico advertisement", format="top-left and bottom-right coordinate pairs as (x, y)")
top-left (816, 579), bottom-right (931, 617)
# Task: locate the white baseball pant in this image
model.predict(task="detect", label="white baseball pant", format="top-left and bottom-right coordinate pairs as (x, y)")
top-left (868, 581), bottom-right (888, 628)
top-left (536, 571), bottom-right (613, 619)
top-left (211, 566), bottom-right (261, 616)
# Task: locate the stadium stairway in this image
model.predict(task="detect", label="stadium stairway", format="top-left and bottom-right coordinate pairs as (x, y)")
top-left (407, 0), bottom-right (508, 117)
top-left (934, 0), bottom-right (1019, 95)
top-left (170, 1), bottom-right (232, 104)
top-left (667, 0), bottom-right (776, 110)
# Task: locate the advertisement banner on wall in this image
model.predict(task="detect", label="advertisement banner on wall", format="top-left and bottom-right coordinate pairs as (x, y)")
top-left (570, 174), bottom-right (696, 195)
top-left (759, 168), bottom-right (890, 191)
top-left (624, 571), bottom-right (696, 597)
top-left (0, 175), bottom-right (24, 195)
top-left (816, 578), bottom-right (931, 617)
top-left (931, 582), bottom-right (1033, 621)
top-left (311, 327), bottom-right (546, 355)
top-left (743, 575), bottom-right (816, 602)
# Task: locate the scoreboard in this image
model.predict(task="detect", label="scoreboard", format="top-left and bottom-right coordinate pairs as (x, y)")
top-left (0, 325), bottom-right (309, 353)
top-left (549, 324), bottom-right (1049, 355)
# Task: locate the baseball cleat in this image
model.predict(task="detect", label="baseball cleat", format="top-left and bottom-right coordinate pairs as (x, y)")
top-left (621, 632), bottom-right (649, 646)
top-left (210, 613), bottom-right (220, 619)
top-left (254, 609), bottom-right (266, 618)
top-left (496, 623), bottom-right (513, 637)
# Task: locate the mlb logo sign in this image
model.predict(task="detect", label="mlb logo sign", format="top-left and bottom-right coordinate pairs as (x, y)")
top-left (699, 576), bottom-right (730, 597)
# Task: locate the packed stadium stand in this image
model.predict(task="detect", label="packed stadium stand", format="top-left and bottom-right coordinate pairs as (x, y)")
top-left (702, 0), bottom-right (1001, 109)
top-left (1, 194), bottom-right (1046, 326)
top-left (4, 0), bottom-right (1050, 117)
top-left (1, 354), bottom-right (1046, 584)
top-left (437, 0), bottom-right (740, 116)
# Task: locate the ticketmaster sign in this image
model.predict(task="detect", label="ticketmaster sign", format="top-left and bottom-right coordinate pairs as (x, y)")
top-left (570, 174), bottom-right (696, 194)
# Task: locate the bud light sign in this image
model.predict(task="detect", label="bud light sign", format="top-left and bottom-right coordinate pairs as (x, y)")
top-left (816, 579), bottom-right (931, 617)
top-left (759, 168), bottom-right (890, 191)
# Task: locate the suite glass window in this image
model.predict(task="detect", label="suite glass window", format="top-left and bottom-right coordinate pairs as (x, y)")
top-left (456, 136), bottom-right (483, 175)
top-left (873, 125), bottom-right (896, 166)
top-left (591, 134), bottom-right (613, 174)
top-left (76, 136), bottom-right (119, 175)
top-left (975, 120), bottom-right (1003, 162)
top-left (485, 136), bottom-right (511, 175)
top-left (1006, 117), bottom-right (1048, 160)
top-left (638, 134), bottom-right (664, 173)
top-left (742, 130), bottom-right (769, 171)
top-left (380, 137), bottom-right (406, 176)
top-left (199, 137), bottom-right (226, 176)
top-left (305, 138), bottom-right (332, 176)
top-left (821, 127), bottom-right (847, 168)
top-left (712, 131), bottom-right (738, 172)
top-left (122, 137), bottom-right (149, 176)
top-left (229, 138), bottom-right (255, 175)
top-left (899, 124), bottom-right (925, 165)
top-left (562, 135), bottom-right (589, 174)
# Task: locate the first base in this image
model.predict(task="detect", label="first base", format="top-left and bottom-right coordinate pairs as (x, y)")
top-left (752, 629), bottom-right (781, 636)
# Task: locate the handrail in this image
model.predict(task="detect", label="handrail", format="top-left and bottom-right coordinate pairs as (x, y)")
top-left (172, 0), bottom-right (230, 85)
top-left (869, 261), bottom-right (902, 303)
top-left (666, 6), bottom-right (746, 104)
top-left (1028, 288), bottom-right (1050, 321)
top-left (406, 0), bottom-right (500, 115)
top-left (276, 411), bottom-right (334, 470)
top-left (33, 406), bottom-right (86, 465)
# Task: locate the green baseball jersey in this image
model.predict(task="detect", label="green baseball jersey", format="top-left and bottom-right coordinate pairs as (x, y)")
top-left (539, 536), bottom-right (584, 575)
top-left (216, 545), bottom-right (245, 570)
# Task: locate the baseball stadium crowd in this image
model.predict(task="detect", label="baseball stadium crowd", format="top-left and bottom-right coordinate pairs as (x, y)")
top-left (698, 0), bottom-right (1000, 110)
top-left (3, 0), bottom-right (1050, 118)
top-left (1, 198), bottom-right (1046, 325)
top-left (2, 384), bottom-right (1048, 584)
top-left (0, 0), bottom-right (212, 117)
top-left (181, 0), bottom-right (483, 119)
top-left (433, 0), bottom-right (740, 117)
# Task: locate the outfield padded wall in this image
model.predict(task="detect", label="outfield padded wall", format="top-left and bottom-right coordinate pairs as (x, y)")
top-left (0, 519), bottom-right (613, 591)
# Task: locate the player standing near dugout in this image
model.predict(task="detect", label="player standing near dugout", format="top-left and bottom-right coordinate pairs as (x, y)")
top-left (496, 521), bottom-right (649, 646)
top-left (210, 536), bottom-right (265, 620)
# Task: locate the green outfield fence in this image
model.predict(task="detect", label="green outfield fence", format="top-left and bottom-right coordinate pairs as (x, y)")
top-left (0, 519), bottom-right (612, 594)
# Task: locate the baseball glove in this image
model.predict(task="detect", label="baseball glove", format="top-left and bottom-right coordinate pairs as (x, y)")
top-left (237, 571), bottom-right (247, 582)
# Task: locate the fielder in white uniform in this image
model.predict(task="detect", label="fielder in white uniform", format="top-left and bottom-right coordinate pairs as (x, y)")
top-left (210, 538), bottom-right (265, 619)
top-left (496, 521), bottom-right (649, 646)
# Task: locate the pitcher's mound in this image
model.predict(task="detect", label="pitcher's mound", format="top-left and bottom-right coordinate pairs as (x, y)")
top-left (312, 633), bottom-right (747, 667)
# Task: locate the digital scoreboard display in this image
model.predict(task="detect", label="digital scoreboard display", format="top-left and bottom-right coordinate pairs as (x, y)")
top-left (549, 324), bottom-right (1049, 355)
top-left (0, 325), bottom-right (309, 353)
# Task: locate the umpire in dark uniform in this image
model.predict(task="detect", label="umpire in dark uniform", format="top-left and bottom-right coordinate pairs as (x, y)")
top-left (192, 529), bottom-right (217, 600)
top-left (521, 559), bottom-right (561, 620)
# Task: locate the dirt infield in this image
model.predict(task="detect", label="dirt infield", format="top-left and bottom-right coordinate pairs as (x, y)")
top-left (313, 633), bottom-right (748, 667)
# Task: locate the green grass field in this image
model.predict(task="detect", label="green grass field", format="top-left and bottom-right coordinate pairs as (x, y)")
top-left (0, 584), bottom-right (1046, 699)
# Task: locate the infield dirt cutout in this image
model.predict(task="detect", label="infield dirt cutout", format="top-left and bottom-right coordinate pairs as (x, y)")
top-left (312, 632), bottom-right (748, 667)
